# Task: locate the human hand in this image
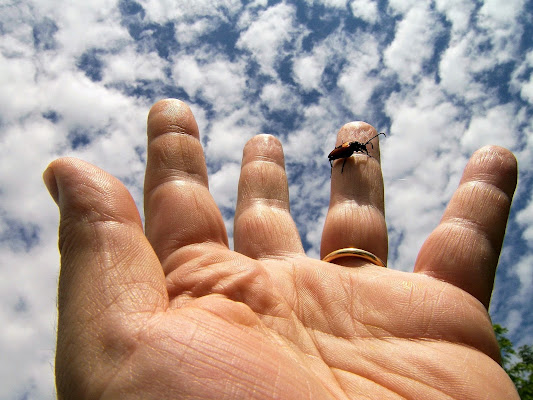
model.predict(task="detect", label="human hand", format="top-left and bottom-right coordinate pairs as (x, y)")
top-left (45, 99), bottom-right (519, 399)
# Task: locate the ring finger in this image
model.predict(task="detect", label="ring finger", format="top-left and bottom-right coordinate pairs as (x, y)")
top-left (320, 122), bottom-right (388, 266)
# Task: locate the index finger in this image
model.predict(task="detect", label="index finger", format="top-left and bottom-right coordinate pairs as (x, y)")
top-left (143, 99), bottom-right (229, 271)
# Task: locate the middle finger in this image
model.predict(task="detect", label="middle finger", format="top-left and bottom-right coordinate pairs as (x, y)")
top-left (234, 134), bottom-right (304, 260)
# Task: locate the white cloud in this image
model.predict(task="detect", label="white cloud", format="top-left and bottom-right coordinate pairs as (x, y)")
top-left (478, 0), bottom-right (526, 27)
top-left (161, 0), bottom-right (244, 44)
top-left (516, 184), bottom-right (533, 246)
top-left (301, 197), bottom-right (328, 249)
top-left (384, 5), bottom-right (441, 84)
top-left (39, 73), bottom-right (147, 143)
top-left (438, 34), bottom-right (487, 102)
top-left (513, 50), bottom-right (533, 105)
top-left (142, 0), bottom-right (243, 23)
top-left (291, 29), bottom-right (344, 93)
top-left (188, 102), bottom-right (210, 137)
top-left (0, 53), bottom-right (40, 121)
top-left (283, 96), bottom-right (346, 161)
top-left (209, 162), bottom-right (241, 210)
top-left (461, 104), bottom-right (522, 154)
top-left (237, 3), bottom-right (303, 77)
top-left (53, 3), bottom-right (130, 57)
top-left (434, 0), bottom-right (474, 34)
top-left (504, 309), bottom-right (523, 335)
top-left (349, 0), bottom-right (379, 23)
top-left (509, 255), bottom-right (533, 303)
top-left (388, 197), bottom-right (456, 271)
top-left (0, 121), bottom-right (62, 220)
top-left (381, 78), bottom-right (471, 269)
top-left (260, 81), bottom-right (300, 112)
top-left (303, 0), bottom-right (349, 7)
top-left (199, 59), bottom-right (247, 107)
top-left (174, 18), bottom-right (216, 44)
top-left (439, 0), bottom-right (525, 103)
top-left (387, 0), bottom-right (429, 16)
top-left (293, 54), bottom-right (325, 92)
top-left (204, 108), bottom-right (261, 163)
top-left (247, 0), bottom-right (268, 7)
top-left (385, 170), bottom-right (459, 270)
top-left (513, 119), bottom-right (533, 203)
top-left (171, 55), bottom-right (204, 96)
top-left (384, 79), bottom-right (465, 178)
top-left (338, 69), bottom-right (379, 117)
top-left (103, 48), bottom-right (167, 83)
top-left (291, 28), bottom-right (382, 114)
top-left (287, 161), bottom-right (330, 258)
top-left (0, 245), bottom-right (58, 399)
top-left (521, 75), bottom-right (533, 105)
top-left (171, 51), bottom-right (248, 113)
top-left (338, 34), bottom-right (382, 115)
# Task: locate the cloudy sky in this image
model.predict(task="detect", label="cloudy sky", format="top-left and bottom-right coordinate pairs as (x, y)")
top-left (1, 0), bottom-right (532, 397)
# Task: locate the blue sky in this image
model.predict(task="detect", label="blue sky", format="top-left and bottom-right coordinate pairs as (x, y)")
top-left (1, 0), bottom-right (532, 398)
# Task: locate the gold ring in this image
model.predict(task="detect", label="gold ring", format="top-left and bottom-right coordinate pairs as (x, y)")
top-left (322, 248), bottom-right (386, 267)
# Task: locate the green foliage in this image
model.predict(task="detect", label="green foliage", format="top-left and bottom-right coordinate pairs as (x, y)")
top-left (494, 324), bottom-right (533, 399)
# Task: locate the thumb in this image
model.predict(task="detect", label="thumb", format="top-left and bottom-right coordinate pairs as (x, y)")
top-left (44, 158), bottom-right (167, 397)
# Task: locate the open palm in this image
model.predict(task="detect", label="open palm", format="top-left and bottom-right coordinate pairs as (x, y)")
top-left (46, 99), bottom-right (519, 399)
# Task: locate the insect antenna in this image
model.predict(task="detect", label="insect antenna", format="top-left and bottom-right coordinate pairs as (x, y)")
top-left (363, 132), bottom-right (386, 145)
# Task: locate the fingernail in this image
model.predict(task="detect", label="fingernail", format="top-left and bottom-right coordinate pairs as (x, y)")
top-left (43, 166), bottom-right (59, 204)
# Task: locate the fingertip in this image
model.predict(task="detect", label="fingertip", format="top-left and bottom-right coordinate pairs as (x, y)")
top-left (238, 134), bottom-right (288, 206)
top-left (242, 134), bottom-right (285, 168)
top-left (336, 121), bottom-right (379, 144)
top-left (333, 121), bottom-right (383, 163)
top-left (42, 157), bottom-right (85, 207)
top-left (43, 164), bottom-right (59, 204)
top-left (148, 98), bottom-right (191, 118)
top-left (474, 145), bottom-right (515, 160)
top-left (471, 145), bottom-right (517, 172)
top-left (463, 146), bottom-right (518, 198)
top-left (147, 98), bottom-right (199, 141)
top-left (47, 158), bottom-right (142, 227)
top-left (244, 133), bottom-right (282, 148)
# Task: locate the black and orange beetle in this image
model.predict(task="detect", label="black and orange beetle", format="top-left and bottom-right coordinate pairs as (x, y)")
top-left (328, 132), bottom-right (386, 174)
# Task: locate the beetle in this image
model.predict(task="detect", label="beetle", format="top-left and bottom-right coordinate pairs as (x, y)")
top-left (328, 132), bottom-right (386, 174)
